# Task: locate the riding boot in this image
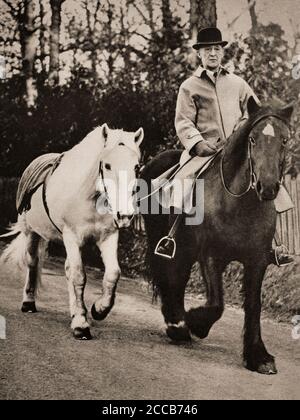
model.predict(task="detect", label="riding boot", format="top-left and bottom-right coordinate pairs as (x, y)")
top-left (155, 211), bottom-right (183, 259)
top-left (269, 232), bottom-right (294, 267)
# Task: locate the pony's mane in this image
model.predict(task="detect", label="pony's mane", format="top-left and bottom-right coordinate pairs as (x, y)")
top-left (68, 126), bottom-right (106, 156)
top-left (224, 100), bottom-right (286, 156)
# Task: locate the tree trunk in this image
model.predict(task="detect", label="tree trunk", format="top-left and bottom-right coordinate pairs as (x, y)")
top-left (49, 0), bottom-right (65, 86)
top-left (39, 0), bottom-right (47, 75)
top-left (190, 0), bottom-right (217, 45)
top-left (20, 0), bottom-right (38, 107)
top-left (189, 0), bottom-right (217, 67)
top-left (248, 0), bottom-right (258, 32)
top-left (161, 0), bottom-right (173, 48)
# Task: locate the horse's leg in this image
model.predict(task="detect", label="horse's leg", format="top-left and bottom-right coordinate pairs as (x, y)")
top-left (63, 229), bottom-right (91, 340)
top-left (243, 261), bottom-right (277, 374)
top-left (159, 255), bottom-right (194, 342)
top-left (185, 255), bottom-right (225, 339)
top-left (91, 231), bottom-right (120, 321)
top-left (21, 232), bottom-right (45, 313)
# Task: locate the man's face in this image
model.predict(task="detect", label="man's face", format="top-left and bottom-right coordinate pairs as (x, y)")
top-left (198, 45), bottom-right (224, 70)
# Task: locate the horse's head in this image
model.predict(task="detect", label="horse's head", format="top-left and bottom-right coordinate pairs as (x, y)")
top-left (97, 124), bottom-right (144, 227)
top-left (247, 97), bottom-right (294, 201)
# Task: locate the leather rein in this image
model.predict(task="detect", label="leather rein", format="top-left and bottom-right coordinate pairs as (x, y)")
top-left (220, 113), bottom-right (290, 198)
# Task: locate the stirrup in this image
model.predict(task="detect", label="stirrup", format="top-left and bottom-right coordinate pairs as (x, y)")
top-left (274, 245), bottom-right (293, 267)
top-left (154, 236), bottom-right (177, 260)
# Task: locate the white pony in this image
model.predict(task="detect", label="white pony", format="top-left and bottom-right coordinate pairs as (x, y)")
top-left (0, 124), bottom-right (144, 340)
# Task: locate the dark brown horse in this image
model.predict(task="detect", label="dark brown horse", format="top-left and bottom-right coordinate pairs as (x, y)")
top-left (140, 98), bottom-right (293, 374)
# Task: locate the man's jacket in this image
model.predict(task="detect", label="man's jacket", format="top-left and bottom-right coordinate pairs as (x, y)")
top-left (175, 66), bottom-right (258, 153)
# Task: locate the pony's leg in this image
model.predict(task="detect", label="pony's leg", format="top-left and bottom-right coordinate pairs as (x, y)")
top-left (159, 256), bottom-right (194, 342)
top-left (63, 229), bottom-right (91, 340)
top-left (91, 231), bottom-right (120, 321)
top-left (21, 232), bottom-right (45, 313)
top-left (185, 255), bottom-right (225, 339)
top-left (243, 261), bottom-right (277, 375)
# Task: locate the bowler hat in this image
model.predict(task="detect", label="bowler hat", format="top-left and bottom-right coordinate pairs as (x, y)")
top-left (192, 27), bottom-right (228, 50)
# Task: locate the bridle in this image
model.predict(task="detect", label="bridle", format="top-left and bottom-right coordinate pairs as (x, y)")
top-left (220, 113), bottom-right (290, 198)
top-left (98, 148), bottom-right (141, 228)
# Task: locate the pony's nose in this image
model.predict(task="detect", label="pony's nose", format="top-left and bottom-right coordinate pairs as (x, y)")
top-left (256, 181), bottom-right (280, 201)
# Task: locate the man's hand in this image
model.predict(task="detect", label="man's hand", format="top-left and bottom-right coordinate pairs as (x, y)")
top-left (191, 141), bottom-right (218, 157)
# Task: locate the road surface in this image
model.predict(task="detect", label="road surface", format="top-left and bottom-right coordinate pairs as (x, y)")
top-left (0, 256), bottom-right (299, 400)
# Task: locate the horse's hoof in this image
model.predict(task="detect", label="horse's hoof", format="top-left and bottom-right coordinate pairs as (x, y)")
top-left (244, 356), bottom-right (277, 375)
top-left (91, 303), bottom-right (112, 321)
top-left (73, 327), bottom-right (93, 340)
top-left (166, 324), bottom-right (191, 343)
top-left (21, 302), bottom-right (37, 313)
top-left (185, 311), bottom-right (210, 339)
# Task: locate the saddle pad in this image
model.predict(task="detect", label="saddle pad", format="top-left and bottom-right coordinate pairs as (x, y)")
top-left (16, 153), bottom-right (63, 214)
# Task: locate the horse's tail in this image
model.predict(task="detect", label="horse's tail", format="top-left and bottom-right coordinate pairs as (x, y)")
top-left (0, 217), bottom-right (29, 271)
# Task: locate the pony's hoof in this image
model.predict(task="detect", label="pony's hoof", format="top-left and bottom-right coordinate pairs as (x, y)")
top-left (21, 302), bottom-right (37, 313)
top-left (244, 356), bottom-right (277, 375)
top-left (73, 327), bottom-right (93, 340)
top-left (185, 312), bottom-right (210, 339)
top-left (166, 324), bottom-right (191, 343)
top-left (91, 303), bottom-right (112, 321)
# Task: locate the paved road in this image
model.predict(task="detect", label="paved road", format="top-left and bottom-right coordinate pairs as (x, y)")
top-left (0, 257), bottom-right (299, 400)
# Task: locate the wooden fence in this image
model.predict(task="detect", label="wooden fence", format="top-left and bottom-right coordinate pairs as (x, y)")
top-left (277, 174), bottom-right (300, 255)
top-left (133, 174), bottom-right (300, 256)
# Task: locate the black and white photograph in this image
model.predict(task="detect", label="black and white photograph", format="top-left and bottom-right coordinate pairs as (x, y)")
top-left (0, 0), bottom-right (299, 402)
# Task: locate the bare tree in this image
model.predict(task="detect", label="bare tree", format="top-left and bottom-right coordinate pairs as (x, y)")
top-left (190, 0), bottom-right (217, 45)
top-left (189, 0), bottom-right (217, 67)
top-left (248, 0), bottom-right (258, 31)
top-left (49, 0), bottom-right (65, 86)
top-left (19, 0), bottom-right (38, 107)
top-left (39, 0), bottom-right (47, 75)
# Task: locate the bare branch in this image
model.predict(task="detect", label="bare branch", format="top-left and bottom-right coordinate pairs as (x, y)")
top-left (130, 30), bottom-right (151, 43)
top-left (227, 0), bottom-right (257, 30)
top-left (2, 0), bottom-right (18, 15)
top-left (127, 0), bottom-right (150, 26)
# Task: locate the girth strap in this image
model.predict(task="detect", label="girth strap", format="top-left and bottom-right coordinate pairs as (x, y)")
top-left (42, 154), bottom-right (64, 235)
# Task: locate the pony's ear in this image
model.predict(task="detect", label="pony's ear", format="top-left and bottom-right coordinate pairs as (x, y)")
top-left (101, 123), bottom-right (109, 145)
top-left (279, 103), bottom-right (294, 122)
top-left (247, 96), bottom-right (261, 116)
top-left (134, 128), bottom-right (144, 147)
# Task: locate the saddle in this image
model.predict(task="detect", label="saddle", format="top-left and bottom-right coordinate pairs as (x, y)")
top-left (152, 150), bottom-right (221, 212)
top-left (16, 153), bottom-right (64, 214)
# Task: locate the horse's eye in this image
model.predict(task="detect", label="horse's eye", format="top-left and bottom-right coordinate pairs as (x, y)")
top-left (249, 136), bottom-right (256, 146)
top-left (105, 163), bottom-right (111, 171)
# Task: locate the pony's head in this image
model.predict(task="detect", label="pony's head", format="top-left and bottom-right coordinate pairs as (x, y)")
top-left (246, 97), bottom-right (294, 201)
top-left (97, 124), bottom-right (144, 227)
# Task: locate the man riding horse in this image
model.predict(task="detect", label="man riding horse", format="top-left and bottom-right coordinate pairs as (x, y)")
top-left (156, 27), bottom-right (294, 267)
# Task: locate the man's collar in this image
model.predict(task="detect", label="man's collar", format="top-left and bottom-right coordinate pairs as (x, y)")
top-left (194, 65), bottom-right (229, 78)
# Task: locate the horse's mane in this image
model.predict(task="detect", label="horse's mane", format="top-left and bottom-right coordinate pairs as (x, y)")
top-left (223, 99), bottom-right (286, 159)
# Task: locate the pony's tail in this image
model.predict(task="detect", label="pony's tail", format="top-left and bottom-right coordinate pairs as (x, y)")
top-left (0, 221), bottom-right (28, 271)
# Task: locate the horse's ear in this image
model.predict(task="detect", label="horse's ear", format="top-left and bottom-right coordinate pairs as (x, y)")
top-left (247, 96), bottom-right (261, 116)
top-left (279, 102), bottom-right (294, 122)
top-left (101, 123), bottom-right (109, 145)
top-left (134, 128), bottom-right (144, 147)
